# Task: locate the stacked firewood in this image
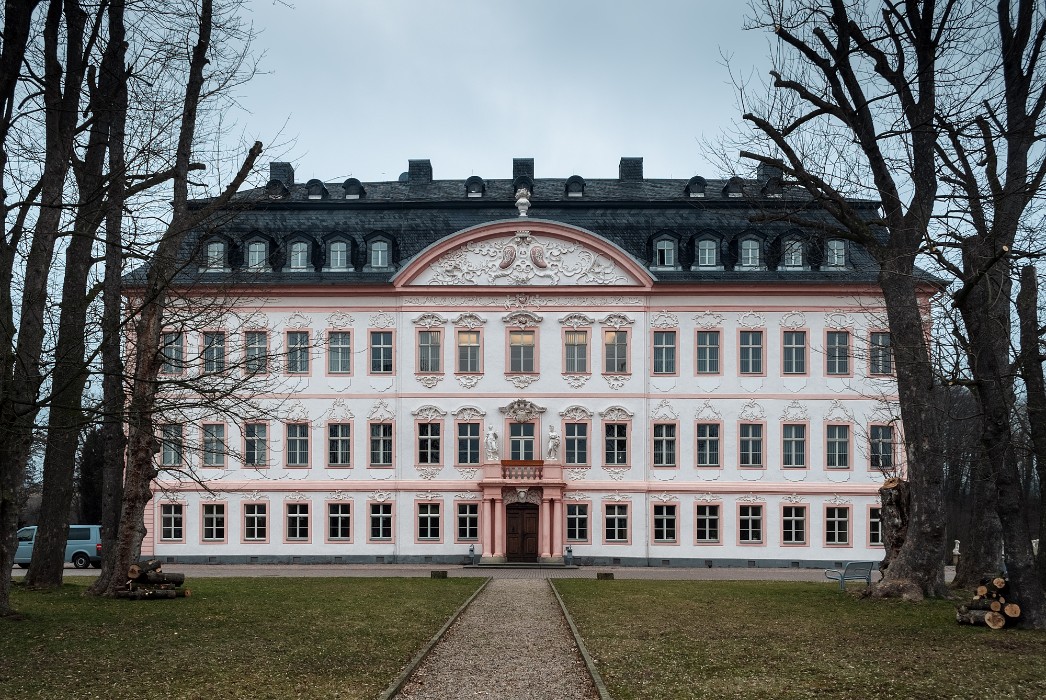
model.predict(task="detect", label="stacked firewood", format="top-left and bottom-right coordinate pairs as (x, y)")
top-left (115, 558), bottom-right (190, 600)
top-left (956, 576), bottom-right (1021, 629)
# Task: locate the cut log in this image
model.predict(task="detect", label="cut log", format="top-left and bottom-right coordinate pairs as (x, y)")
top-left (990, 600), bottom-right (1003, 612)
top-left (1004, 603), bottom-right (1022, 618)
top-left (127, 559), bottom-right (163, 579)
top-left (992, 577), bottom-right (1007, 590)
top-left (962, 600), bottom-right (995, 611)
top-left (136, 572), bottom-right (185, 586)
top-left (976, 585), bottom-right (989, 597)
top-left (956, 609), bottom-right (1007, 628)
top-left (985, 611), bottom-right (1006, 629)
top-left (116, 589), bottom-right (177, 600)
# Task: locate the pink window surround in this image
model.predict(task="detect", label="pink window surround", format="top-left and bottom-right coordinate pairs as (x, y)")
top-left (367, 500), bottom-right (395, 544)
top-left (242, 328), bottom-right (271, 377)
top-left (824, 504), bottom-right (853, 548)
top-left (284, 421), bottom-right (311, 469)
top-left (241, 420), bottom-right (271, 470)
top-left (601, 503), bottom-right (631, 545)
top-left (779, 421), bottom-right (810, 470)
top-left (868, 422), bottom-right (898, 473)
top-left (650, 329), bottom-right (679, 377)
top-left (866, 504), bottom-right (884, 548)
top-left (736, 503), bottom-right (767, 546)
top-left (737, 328), bottom-right (767, 377)
top-left (415, 327), bottom-right (445, 376)
top-left (561, 419), bottom-right (593, 467)
top-left (454, 327), bottom-right (484, 375)
top-left (200, 501), bottom-right (229, 544)
top-left (157, 502), bottom-right (186, 543)
top-left (561, 326), bottom-right (592, 375)
top-left (824, 422), bottom-right (854, 471)
top-left (414, 499), bottom-right (444, 544)
top-left (415, 419), bottom-right (444, 467)
top-left (823, 328), bottom-right (854, 378)
top-left (367, 420), bottom-right (395, 469)
top-left (695, 421), bottom-right (724, 469)
top-left (694, 502), bottom-right (723, 545)
top-left (158, 329), bottom-right (185, 376)
top-left (241, 501), bottom-right (271, 544)
top-left (563, 500), bottom-right (592, 545)
top-left (650, 502), bottom-right (680, 545)
top-left (325, 329), bottom-right (353, 376)
top-left (325, 421), bottom-right (353, 469)
top-left (283, 501), bottom-right (312, 544)
top-left (505, 327), bottom-right (539, 375)
top-left (454, 420), bottom-right (482, 468)
top-left (867, 329), bottom-right (894, 377)
top-left (602, 328), bottom-right (631, 376)
top-left (780, 328), bottom-right (810, 376)
top-left (737, 421), bottom-right (767, 470)
top-left (198, 328), bottom-right (227, 374)
top-left (779, 503), bottom-right (809, 547)
top-left (601, 420), bottom-right (632, 469)
top-left (695, 328), bottom-right (724, 376)
top-left (453, 500), bottom-right (481, 544)
top-left (324, 500), bottom-right (353, 544)
top-left (200, 422), bottom-right (228, 470)
top-left (650, 421), bottom-right (680, 469)
top-left (367, 328), bottom-right (396, 376)
top-left (283, 328), bottom-right (313, 376)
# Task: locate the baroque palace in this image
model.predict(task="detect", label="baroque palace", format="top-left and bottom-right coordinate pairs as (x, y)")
top-left (141, 157), bottom-right (918, 567)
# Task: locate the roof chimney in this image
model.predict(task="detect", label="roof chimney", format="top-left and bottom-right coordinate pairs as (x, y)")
top-left (619, 157), bottom-right (643, 181)
top-left (513, 158), bottom-right (535, 180)
top-left (269, 162), bottom-right (295, 185)
top-left (408, 159), bottom-right (433, 183)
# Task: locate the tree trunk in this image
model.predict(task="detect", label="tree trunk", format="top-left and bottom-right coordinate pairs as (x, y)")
top-left (1017, 266), bottom-right (1046, 588)
top-left (952, 453), bottom-right (1004, 589)
top-left (878, 477), bottom-right (908, 573)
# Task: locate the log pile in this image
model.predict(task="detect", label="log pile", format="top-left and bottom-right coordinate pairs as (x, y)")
top-left (956, 576), bottom-right (1021, 629)
top-left (115, 558), bottom-right (191, 600)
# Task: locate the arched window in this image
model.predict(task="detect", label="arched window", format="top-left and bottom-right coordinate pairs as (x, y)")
top-left (782, 238), bottom-right (804, 268)
top-left (289, 241), bottom-right (309, 270)
top-left (343, 178), bottom-right (365, 199)
top-left (205, 241), bottom-right (225, 270)
top-left (686, 176), bottom-right (707, 198)
top-left (329, 241), bottom-right (349, 270)
top-left (465, 176), bottom-right (485, 198)
top-left (826, 239), bottom-right (847, 267)
top-left (247, 241), bottom-right (268, 270)
top-left (696, 239), bottom-right (718, 267)
top-left (740, 239), bottom-right (761, 268)
top-left (565, 175), bottom-right (585, 198)
top-left (370, 240), bottom-right (390, 269)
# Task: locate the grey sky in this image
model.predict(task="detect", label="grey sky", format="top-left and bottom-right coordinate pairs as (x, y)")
top-left (238, 1), bottom-right (772, 183)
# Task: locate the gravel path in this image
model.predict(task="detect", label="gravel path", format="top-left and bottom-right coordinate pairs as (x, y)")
top-left (396, 579), bottom-right (598, 700)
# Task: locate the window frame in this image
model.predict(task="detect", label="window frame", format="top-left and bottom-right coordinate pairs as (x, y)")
top-left (603, 503), bottom-right (630, 544)
top-left (738, 503), bottom-right (764, 545)
top-left (565, 502), bottom-right (591, 543)
top-left (455, 502), bottom-right (480, 543)
top-left (825, 505), bottom-right (852, 547)
top-left (285, 422), bottom-right (310, 468)
top-left (327, 329), bottom-right (353, 375)
top-left (781, 422), bottom-right (808, 469)
top-left (652, 503), bottom-right (678, 544)
top-left (160, 331), bottom-right (184, 375)
top-left (201, 423), bottom-right (227, 468)
top-left (455, 420), bottom-right (481, 467)
top-left (416, 501), bottom-right (443, 543)
top-left (651, 422), bottom-right (678, 468)
top-left (868, 505), bottom-right (884, 547)
top-left (781, 329), bottom-right (807, 375)
top-left (244, 329), bottom-right (269, 375)
top-left (738, 329), bottom-right (765, 375)
top-left (651, 330), bottom-right (678, 376)
top-left (826, 423), bottom-right (852, 470)
top-left (695, 422), bottom-right (723, 468)
top-left (243, 421), bottom-right (269, 469)
top-left (369, 330), bottom-right (395, 375)
top-left (826, 239), bottom-right (847, 267)
top-left (781, 504), bottom-right (808, 546)
top-left (602, 421), bottom-right (630, 467)
top-left (416, 328), bottom-right (443, 375)
top-left (368, 501), bottom-right (394, 542)
top-left (369, 239), bottom-right (391, 269)
top-left (562, 327), bottom-right (590, 375)
top-left (416, 420), bottom-right (443, 466)
top-left (653, 238), bottom-right (678, 268)
top-left (201, 502), bottom-right (227, 543)
top-left (326, 501), bottom-right (353, 543)
top-left (508, 421), bottom-right (537, 461)
top-left (246, 241), bottom-right (269, 271)
top-left (563, 419), bottom-right (591, 467)
top-left (159, 424), bottom-right (183, 468)
top-left (825, 329), bottom-right (852, 377)
top-left (695, 238), bottom-right (719, 268)
top-left (782, 238), bottom-right (805, 268)
top-left (327, 240), bottom-right (350, 271)
top-left (285, 329), bottom-right (311, 375)
top-left (285, 501), bottom-right (311, 543)
top-left (695, 503), bottom-right (721, 544)
top-left (739, 238), bottom-right (762, 268)
top-left (695, 329), bottom-right (722, 375)
top-left (602, 328), bottom-right (630, 375)
top-left (869, 331), bottom-right (893, 376)
top-left (456, 328), bottom-right (483, 374)
top-left (242, 501), bottom-right (269, 543)
top-left (368, 421), bottom-right (395, 468)
top-left (159, 503), bottom-right (184, 542)
top-left (202, 330), bottom-right (226, 374)
top-left (288, 240), bottom-right (310, 271)
top-left (738, 422), bottom-right (765, 468)
top-left (870, 423), bottom-right (896, 472)
top-left (507, 328), bottom-right (538, 374)
top-left (327, 422), bottom-right (353, 468)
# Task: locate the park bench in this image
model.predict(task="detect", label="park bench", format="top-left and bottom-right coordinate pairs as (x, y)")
top-left (824, 561), bottom-right (875, 591)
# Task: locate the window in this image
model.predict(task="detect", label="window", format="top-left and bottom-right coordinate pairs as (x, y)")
top-left (604, 423), bottom-right (628, 465)
top-left (826, 239), bottom-right (846, 267)
top-left (370, 503), bottom-right (392, 540)
top-left (739, 331), bottom-right (763, 374)
top-left (782, 424), bottom-right (806, 468)
top-left (782, 505), bottom-right (807, 544)
top-left (509, 423), bottom-right (536, 460)
top-left (696, 331), bottom-right (720, 373)
top-left (370, 240), bottom-right (390, 269)
top-left (205, 241), bottom-right (225, 270)
top-left (457, 330), bottom-right (481, 373)
top-left (244, 503), bottom-right (267, 541)
top-left (604, 330), bottom-right (628, 373)
top-left (418, 330), bottom-right (442, 373)
top-left (370, 331), bottom-right (393, 373)
top-left (697, 239), bottom-right (718, 267)
top-left (457, 423), bottom-right (480, 465)
top-left (244, 423), bottom-right (267, 467)
top-left (457, 503), bottom-right (479, 541)
top-left (654, 239), bottom-right (676, 267)
top-left (203, 424), bottom-right (225, 467)
top-left (328, 503), bottom-right (352, 540)
top-left (653, 424), bottom-right (676, 467)
top-left (564, 330), bottom-right (588, 373)
top-left (564, 423), bottom-right (588, 465)
top-left (871, 425), bottom-right (895, 470)
top-left (826, 331), bottom-right (850, 375)
top-left (418, 423), bottom-right (441, 464)
top-left (289, 241), bottom-right (309, 270)
top-left (653, 331), bottom-right (676, 374)
top-left (203, 503), bottom-right (225, 541)
top-left (740, 238), bottom-right (761, 267)
top-left (739, 424), bottom-right (763, 467)
top-left (370, 423), bottom-right (393, 466)
top-left (161, 332), bottom-right (183, 374)
top-left (605, 504), bottom-right (628, 542)
top-left (160, 504), bottom-right (183, 541)
top-left (566, 504), bottom-right (589, 541)
top-left (247, 241), bottom-right (267, 270)
top-left (870, 332), bottom-right (893, 374)
top-left (826, 506), bottom-right (850, 545)
top-left (509, 330), bottom-right (536, 373)
top-left (782, 238), bottom-right (804, 267)
top-left (869, 507), bottom-right (883, 546)
top-left (287, 423), bottom-right (309, 467)
top-left (328, 332), bottom-right (352, 373)
top-left (245, 331), bottom-right (267, 374)
top-left (653, 504), bottom-right (677, 542)
top-left (203, 331), bottom-right (226, 373)
top-left (287, 331), bottom-right (310, 374)
top-left (418, 503), bottom-right (441, 540)
top-left (696, 504), bottom-right (720, 542)
top-left (329, 241), bottom-right (349, 270)
top-left (328, 424), bottom-right (352, 466)
top-left (286, 503), bottom-right (309, 540)
top-left (783, 331), bottom-right (806, 374)
top-left (696, 424), bottom-right (720, 467)
top-left (160, 424), bottom-right (183, 467)
top-left (739, 504), bottom-right (763, 543)
top-left (827, 425), bottom-right (850, 468)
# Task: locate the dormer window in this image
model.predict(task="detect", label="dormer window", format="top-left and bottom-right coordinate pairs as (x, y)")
top-left (686, 176), bottom-right (706, 198)
top-left (465, 176), bottom-right (485, 198)
top-left (696, 239), bottom-right (718, 267)
top-left (782, 238), bottom-right (804, 268)
top-left (565, 175), bottom-right (585, 198)
top-left (329, 241), bottom-right (349, 270)
top-left (288, 241), bottom-right (309, 271)
top-left (826, 239), bottom-right (847, 267)
top-left (343, 178), bottom-right (365, 200)
top-left (739, 238), bottom-right (761, 268)
top-left (247, 241), bottom-right (268, 270)
top-left (724, 176), bottom-right (745, 198)
top-left (205, 241), bottom-right (225, 270)
top-left (653, 239), bottom-right (677, 268)
top-left (305, 179), bottom-right (328, 200)
top-left (370, 240), bottom-right (390, 269)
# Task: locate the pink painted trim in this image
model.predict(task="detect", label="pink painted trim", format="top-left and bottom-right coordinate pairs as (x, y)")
top-left (780, 327), bottom-right (810, 377)
top-left (779, 421), bottom-right (811, 470)
top-left (650, 420), bottom-right (680, 469)
top-left (199, 421), bottom-right (228, 469)
top-left (650, 328), bottom-right (680, 377)
top-left (453, 500), bottom-right (481, 544)
top-left (601, 327), bottom-right (631, 375)
top-left (563, 500), bottom-right (592, 544)
top-left (200, 501), bottom-right (229, 544)
top-left (824, 421), bottom-right (855, 471)
top-left (156, 502), bottom-right (186, 543)
top-left (650, 501), bottom-right (680, 545)
top-left (283, 500), bottom-right (313, 544)
top-left (414, 498), bottom-right (445, 544)
top-left (324, 420), bottom-right (353, 468)
top-left (242, 327), bottom-right (272, 378)
top-left (366, 500), bottom-right (395, 543)
top-left (283, 328), bottom-right (313, 377)
top-left (284, 420), bottom-right (311, 468)
top-left (414, 417), bottom-right (444, 468)
top-left (824, 504), bottom-right (853, 547)
top-left (600, 417), bottom-right (633, 469)
top-left (453, 419), bottom-right (483, 468)
top-left (737, 421), bottom-right (768, 469)
top-left (866, 503), bottom-right (885, 548)
top-left (414, 326), bottom-right (445, 376)
top-left (823, 328), bottom-right (854, 378)
top-left (241, 420), bottom-right (271, 470)
top-left (324, 328), bottom-right (353, 376)
top-left (736, 502), bottom-right (767, 546)
top-left (737, 328), bottom-right (767, 376)
top-left (561, 418), bottom-right (593, 467)
top-left (367, 420), bottom-right (396, 468)
top-left (454, 327), bottom-right (484, 374)
top-left (695, 420), bottom-right (724, 469)
top-left (694, 501), bottom-right (723, 545)
top-left (696, 327), bottom-right (722, 376)
top-left (505, 326), bottom-right (539, 375)
top-left (240, 500), bottom-right (271, 544)
top-left (601, 502), bottom-right (632, 545)
top-left (324, 500), bottom-right (354, 544)
top-left (867, 328), bottom-right (895, 377)
top-left (560, 326), bottom-right (592, 375)
top-left (367, 328), bottom-right (397, 376)
top-left (779, 502), bottom-right (809, 547)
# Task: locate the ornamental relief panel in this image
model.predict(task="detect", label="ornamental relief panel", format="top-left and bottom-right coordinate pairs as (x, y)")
top-left (453, 406), bottom-right (486, 420)
top-left (500, 399), bottom-right (546, 423)
top-left (559, 405), bottom-right (594, 421)
top-left (452, 312), bottom-right (486, 329)
top-left (417, 231), bottom-right (636, 286)
top-left (559, 312), bottom-right (596, 329)
top-left (650, 310), bottom-right (679, 328)
top-left (369, 310), bottom-right (396, 329)
top-left (503, 487), bottom-right (542, 505)
top-left (412, 312), bottom-right (447, 328)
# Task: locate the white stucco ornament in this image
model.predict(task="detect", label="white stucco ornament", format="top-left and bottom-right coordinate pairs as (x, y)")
top-left (515, 187), bottom-right (531, 217)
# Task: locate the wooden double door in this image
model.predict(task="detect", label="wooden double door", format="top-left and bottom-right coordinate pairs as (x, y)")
top-left (505, 503), bottom-right (539, 562)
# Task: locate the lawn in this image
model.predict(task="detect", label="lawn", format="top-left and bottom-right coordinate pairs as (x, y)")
top-left (554, 579), bottom-right (1046, 700)
top-left (0, 576), bottom-right (481, 699)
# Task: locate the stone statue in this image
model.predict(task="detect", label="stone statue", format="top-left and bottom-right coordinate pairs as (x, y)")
top-left (546, 425), bottom-right (561, 460)
top-left (514, 187), bottom-right (531, 217)
top-left (485, 424), bottom-right (499, 462)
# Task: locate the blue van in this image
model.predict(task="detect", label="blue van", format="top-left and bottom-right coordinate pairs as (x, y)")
top-left (14, 525), bottom-right (102, 569)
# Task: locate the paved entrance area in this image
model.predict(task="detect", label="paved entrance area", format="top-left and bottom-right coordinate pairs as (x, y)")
top-left (395, 579), bottom-right (597, 699)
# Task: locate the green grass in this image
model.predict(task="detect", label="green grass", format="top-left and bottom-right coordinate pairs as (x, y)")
top-left (1, 576), bottom-right (481, 699)
top-left (555, 579), bottom-right (1046, 700)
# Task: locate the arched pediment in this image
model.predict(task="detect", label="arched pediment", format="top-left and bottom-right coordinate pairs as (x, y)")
top-left (393, 219), bottom-right (653, 288)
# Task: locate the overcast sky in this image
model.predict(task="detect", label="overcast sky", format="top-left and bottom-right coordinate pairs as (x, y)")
top-left (236, 1), bottom-right (773, 183)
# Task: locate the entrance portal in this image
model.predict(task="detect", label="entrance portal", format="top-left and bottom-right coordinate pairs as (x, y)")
top-left (505, 503), bottom-right (539, 562)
